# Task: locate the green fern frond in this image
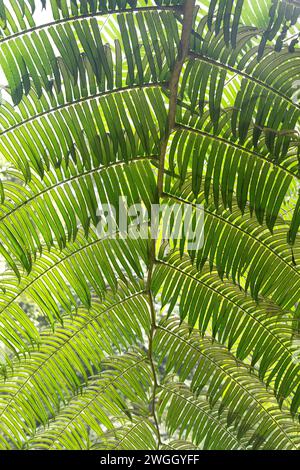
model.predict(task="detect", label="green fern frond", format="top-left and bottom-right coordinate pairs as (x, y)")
top-left (0, 0), bottom-right (299, 451)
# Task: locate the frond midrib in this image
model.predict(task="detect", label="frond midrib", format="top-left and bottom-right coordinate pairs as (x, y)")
top-left (0, 231), bottom-right (123, 317)
top-left (163, 192), bottom-right (299, 276)
top-left (156, 258), bottom-right (297, 367)
top-left (0, 290), bottom-right (147, 421)
top-left (0, 83), bottom-right (165, 137)
top-left (0, 5), bottom-right (183, 45)
top-left (157, 324), bottom-right (298, 449)
top-left (176, 124), bottom-right (299, 179)
top-left (160, 383), bottom-right (245, 449)
top-left (0, 156), bottom-right (158, 223)
top-left (44, 355), bottom-right (148, 450)
top-left (188, 51), bottom-right (300, 111)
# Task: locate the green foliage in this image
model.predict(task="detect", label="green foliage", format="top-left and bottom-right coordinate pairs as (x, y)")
top-left (0, 0), bottom-right (299, 450)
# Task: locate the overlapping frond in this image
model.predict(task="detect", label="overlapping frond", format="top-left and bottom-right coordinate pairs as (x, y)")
top-left (194, 0), bottom-right (300, 55)
top-left (162, 179), bottom-right (300, 310)
top-left (154, 318), bottom-right (300, 449)
top-left (0, 285), bottom-right (151, 448)
top-left (159, 380), bottom-right (244, 449)
top-left (165, 127), bottom-right (294, 230)
top-left (0, 6), bottom-right (180, 105)
top-left (29, 352), bottom-right (152, 450)
top-left (0, 227), bottom-right (149, 361)
top-left (0, 156), bottom-right (156, 274)
top-left (93, 417), bottom-right (158, 450)
top-left (153, 251), bottom-right (300, 407)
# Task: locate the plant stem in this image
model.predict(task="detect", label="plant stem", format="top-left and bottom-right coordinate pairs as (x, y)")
top-left (146, 0), bottom-right (196, 449)
top-left (147, 290), bottom-right (161, 449)
top-left (157, 0), bottom-right (196, 198)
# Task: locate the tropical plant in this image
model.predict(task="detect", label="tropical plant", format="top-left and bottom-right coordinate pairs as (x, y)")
top-left (0, 0), bottom-right (299, 451)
